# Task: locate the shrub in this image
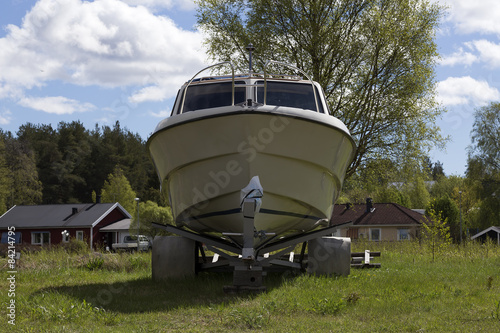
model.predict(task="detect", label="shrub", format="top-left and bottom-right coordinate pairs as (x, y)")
top-left (64, 239), bottom-right (90, 254)
top-left (422, 206), bottom-right (452, 261)
top-left (86, 256), bottom-right (104, 271)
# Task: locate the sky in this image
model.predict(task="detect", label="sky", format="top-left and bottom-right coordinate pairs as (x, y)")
top-left (1, 0), bottom-right (499, 177)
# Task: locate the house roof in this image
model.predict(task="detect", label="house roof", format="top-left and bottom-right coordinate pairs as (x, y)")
top-left (100, 218), bottom-right (131, 232)
top-left (471, 226), bottom-right (500, 240)
top-left (331, 202), bottom-right (427, 227)
top-left (0, 203), bottom-right (132, 229)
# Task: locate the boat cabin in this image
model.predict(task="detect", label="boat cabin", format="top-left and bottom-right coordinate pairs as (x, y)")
top-left (169, 63), bottom-right (330, 116)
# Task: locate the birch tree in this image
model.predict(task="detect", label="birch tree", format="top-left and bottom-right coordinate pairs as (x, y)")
top-left (196, 0), bottom-right (445, 177)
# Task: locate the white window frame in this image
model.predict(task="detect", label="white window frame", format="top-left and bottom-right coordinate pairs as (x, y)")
top-left (398, 228), bottom-right (410, 241)
top-left (369, 228), bottom-right (381, 242)
top-left (62, 231), bottom-right (70, 243)
top-left (31, 232), bottom-right (50, 246)
top-left (76, 230), bottom-right (84, 241)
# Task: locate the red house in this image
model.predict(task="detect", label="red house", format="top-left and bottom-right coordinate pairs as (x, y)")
top-left (0, 203), bottom-right (131, 249)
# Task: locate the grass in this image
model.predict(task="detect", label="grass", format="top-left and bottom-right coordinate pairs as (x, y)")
top-left (1, 241), bottom-right (500, 332)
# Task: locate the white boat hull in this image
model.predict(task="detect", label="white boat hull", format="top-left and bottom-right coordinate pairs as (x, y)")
top-left (148, 105), bottom-right (355, 246)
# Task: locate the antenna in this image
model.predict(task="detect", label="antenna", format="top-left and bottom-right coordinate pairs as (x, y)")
top-left (245, 43), bottom-right (255, 76)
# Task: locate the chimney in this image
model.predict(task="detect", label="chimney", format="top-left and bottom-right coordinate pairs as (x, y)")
top-left (72, 207), bottom-right (78, 215)
top-left (366, 198), bottom-right (373, 213)
top-left (345, 203), bottom-right (352, 210)
top-left (96, 195), bottom-right (101, 203)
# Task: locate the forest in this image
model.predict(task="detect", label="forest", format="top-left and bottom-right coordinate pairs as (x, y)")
top-left (0, 120), bottom-right (160, 210)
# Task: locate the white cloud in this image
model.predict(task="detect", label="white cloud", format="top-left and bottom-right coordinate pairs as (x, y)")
top-left (0, 110), bottom-right (12, 125)
top-left (18, 96), bottom-right (95, 115)
top-left (121, 0), bottom-right (196, 11)
top-left (129, 85), bottom-right (169, 103)
top-left (0, 0), bottom-right (207, 109)
top-left (441, 40), bottom-right (500, 68)
top-left (470, 40), bottom-right (500, 68)
top-left (439, 2), bottom-right (500, 68)
top-left (440, 46), bottom-right (478, 66)
top-left (441, 0), bottom-right (500, 35)
top-left (149, 109), bottom-right (171, 118)
top-left (95, 115), bottom-right (115, 125)
top-left (437, 76), bottom-right (500, 106)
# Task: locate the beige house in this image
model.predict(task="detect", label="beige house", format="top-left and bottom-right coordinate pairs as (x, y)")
top-left (331, 199), bottom-right (427, 241)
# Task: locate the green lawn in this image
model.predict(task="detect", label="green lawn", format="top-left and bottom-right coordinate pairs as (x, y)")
top-left (1, 241), bottom-right (500, 332)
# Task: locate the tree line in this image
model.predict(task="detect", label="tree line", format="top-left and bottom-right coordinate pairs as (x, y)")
top-left (0, 121), bottom-right (161, 213)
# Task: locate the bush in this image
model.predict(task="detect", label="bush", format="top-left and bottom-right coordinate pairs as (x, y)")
top-left (64, 239), bottom-right (90, 254)
top-left (86, 256), bottom-right (104, 270)
top-left (426, 196), bottom-right (461, 242)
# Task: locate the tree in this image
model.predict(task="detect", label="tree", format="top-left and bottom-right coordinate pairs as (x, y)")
top-left (197, 0), bottom-right (445, 178)
top-left (93, 121), bottom-right (160, 204)
top-left (404, 176), bottom-right (430, 209)
top-left (430, 175), bottom-right (461, 201)
top-left (129, 201), bottom-right (174, 239)
top-left (100, 167), bottom-right (137, 216)
top-left (431, 161), bottom-right (445, 181)
top-left (428, 175), bottom-right (478, 236)
top-left (340, 158), bottom-right (399, 204)
top-left (425, 195), bottom-right (460, 243)
top-left (469, 103), bottom-right (500, 171)
top-left (12, 120), bottom-right (161, 205)
top-left (2, 133), bottom-right (43, 206)
top-left (422, 206), bottom-right (452, 261)
top-left (467, 157), bottom-right (500, 231)
top-left (56, 121), bottom-right (92, 203)
top-left (374, 186), bottom-right (411, 207)
top-left (467, 102), bottom-right (500, 230)
top-left (0, 137), bottom-right (11, 214)
top-left (423, 157), bottom-right (445, 181)
top-left (17, 123), bottom-right (63, 203)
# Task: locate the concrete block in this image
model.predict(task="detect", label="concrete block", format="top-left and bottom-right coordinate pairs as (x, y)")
top-left (307, 236), bottom-right (351, 276)
top-left (152, 236), bottom-right (196, 280)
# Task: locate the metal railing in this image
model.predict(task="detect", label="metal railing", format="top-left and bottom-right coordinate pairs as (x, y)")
top-left (180, 61), bottom-right (235, 114)
top-left (179, 60), bottom-right (320, 113)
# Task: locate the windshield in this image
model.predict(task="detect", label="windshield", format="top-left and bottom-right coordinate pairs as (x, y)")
top-left (256, 81), bottom-right (323, 112)
top-left (180, 81), bottom-right (246, 113)
top-left (174, 79), bottom-right (325, 114)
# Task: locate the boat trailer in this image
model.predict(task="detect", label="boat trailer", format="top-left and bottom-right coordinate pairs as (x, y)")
top-left (152, 196), bottom-right (352, 293)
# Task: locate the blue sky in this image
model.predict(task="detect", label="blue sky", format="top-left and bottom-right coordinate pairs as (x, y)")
top-left (1, 0), bottom-right (499, 177)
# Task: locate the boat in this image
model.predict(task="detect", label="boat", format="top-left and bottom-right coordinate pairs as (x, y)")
top-left (147, 57), bottom-right (356, 249)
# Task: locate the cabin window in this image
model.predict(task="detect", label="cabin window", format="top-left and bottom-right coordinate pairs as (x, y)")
top-left (398, 228), bottom-right (410, 241)
top-left (76, 230), bottom-right (84, 241)
top-left (171, 89), bottom-right (182, 116)
top-left (256, 81), bottom-right (324, 112)
top-left (31, 232), bottom-right (50, 246)
top-left (369, 228), bottom-right (381, 242)
top-left (180, 81), bottom-right (246, 113)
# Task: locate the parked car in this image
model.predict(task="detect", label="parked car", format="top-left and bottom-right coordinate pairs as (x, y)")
top-left (112, 235), bottom-right (151, 252)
